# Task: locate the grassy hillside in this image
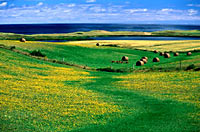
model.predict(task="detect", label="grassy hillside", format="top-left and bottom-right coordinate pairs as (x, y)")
top-left (0, 40), bottom-right (199, 72)
top-left (0, 30), bottom-right (151, 41)
top-left (0, 48), bottom-right (123, 131)
top-left (152, 30), bottom-right (200, 37)
top-left (0, 48), bottom-right (199, 131)
top-left (1, 30), bottom-right (200, 41)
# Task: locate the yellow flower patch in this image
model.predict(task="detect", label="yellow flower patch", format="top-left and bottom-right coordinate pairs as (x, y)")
top-left (0, 49), bottom-right (121, 131)
top-left (117, 72), bottom-right (200, 106)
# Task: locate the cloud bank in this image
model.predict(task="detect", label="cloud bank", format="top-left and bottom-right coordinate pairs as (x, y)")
top-left (0, 2), bottom-right (199, 24)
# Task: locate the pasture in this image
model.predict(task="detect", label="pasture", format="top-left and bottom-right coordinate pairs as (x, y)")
top-left (0, 40), bottom-right (200, 71)
top-left (0, 39), bottom-right (200, 131)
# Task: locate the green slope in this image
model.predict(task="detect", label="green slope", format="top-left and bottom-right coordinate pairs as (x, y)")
top-left (0, 48), bottom-right (199, 132)
top-left (0, 40), bottom-right (199, 72)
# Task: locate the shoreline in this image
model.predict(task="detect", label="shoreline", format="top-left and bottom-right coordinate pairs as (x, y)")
top-left (0, 30), bottom-right (200, 41)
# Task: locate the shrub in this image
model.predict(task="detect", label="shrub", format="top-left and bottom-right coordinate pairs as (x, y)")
top-left (30, 50), bottom-right (46, 57)
top-left (101, 44), bottom-right (119, 47)
top-left (195, 67), bottom-right (200, 71)
top-left (186, 64), bottom-right (195, 70)
top-left (96, 67), bottom-right (130, 73)
top-left (10, 46), bottom-right (16, 50)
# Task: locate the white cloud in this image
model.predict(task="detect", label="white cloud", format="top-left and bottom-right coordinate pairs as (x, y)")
top-left (188, 9), bottom-right (198, 16)
top-left (0, 3), bottom-right (200, 24)
top-left (0, 2), bottom-right (7, 7)
top-left (86, 0), bottom-right (96, 3)
top-left (161, 8), bottom-right (174, 12)
top-left (90, 6), bottom-right (106, 12)
top-left (63, 9), bottom-right (71, 13)
top-left (159, 8), bottom-right (183, 15)
top-left (68, 4), bottom-right (76, 7)
top-left (126, 9), bottom-right (148, 13)
top-left (37, 2), bottom-right (43, 6)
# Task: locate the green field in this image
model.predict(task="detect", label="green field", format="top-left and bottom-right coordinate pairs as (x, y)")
top-left (0, 40), bottom-right (200, 71)
top-left (0, 30), bottom-right (200, 41)
top-left (0, 39), bottom-right (200, 131)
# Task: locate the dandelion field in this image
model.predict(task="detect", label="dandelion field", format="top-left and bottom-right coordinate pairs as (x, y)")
top-left (0, 39), bottom-right (200, 131)
top-left (0, 48), bottom-right (123, 131)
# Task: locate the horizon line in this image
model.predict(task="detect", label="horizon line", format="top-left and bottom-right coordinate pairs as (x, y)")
top-left (0, 23), bottom-right (200, 26)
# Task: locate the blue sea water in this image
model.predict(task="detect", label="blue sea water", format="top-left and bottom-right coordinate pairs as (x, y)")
top-left (0, 24), bottom-right (200, 40)
top-left (0, 23), bottom-right (200, 34)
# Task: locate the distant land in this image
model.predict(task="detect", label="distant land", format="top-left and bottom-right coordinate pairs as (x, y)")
top-left (0, 30), bottom-right (200, 41)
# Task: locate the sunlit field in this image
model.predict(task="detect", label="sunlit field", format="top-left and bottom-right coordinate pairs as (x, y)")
top-left (0, 40), bottom-right (200, 71)
top-left (0, 39), bottom-right (200, 131)
top-left (1, 0), bottom-right (200, 130)
top-left (1, 39), bottom-right (200, 51)
top-left (0, 49), bottom-right (123, 131)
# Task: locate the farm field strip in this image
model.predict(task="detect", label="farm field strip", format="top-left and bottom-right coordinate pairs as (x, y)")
top-left (64, 40), bottom-right (200, 51)
top-left (1, 30), bottom-right (200, 41)
top-left (1, 40), bottom-right (200, 51)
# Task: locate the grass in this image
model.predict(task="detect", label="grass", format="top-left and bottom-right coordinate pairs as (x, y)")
top-left (0, 48), bottom-right (199, 131)
top-left (152, 30), bottom-right (200, 37)
top-left (0, 30), bottom-right (200, 41)
top-left (0, 40), bottom-right (199, 71)
top-left (0, 30), bottom-right (151, 41)
top-left (0, 48), bottom-right (122, 131)
top-left (0, 38), bottom-right (200, 131)
top-left (65, 40), bottom-right (200, 52)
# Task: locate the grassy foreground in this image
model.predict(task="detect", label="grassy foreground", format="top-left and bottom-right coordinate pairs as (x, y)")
top-left (0, 47), bottom-right (200, 131)
top-left (0, 38), bottom-right (200, 131)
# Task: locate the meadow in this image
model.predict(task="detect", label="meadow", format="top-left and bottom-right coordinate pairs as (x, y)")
top-left (0, 30), bottom-right (200, 41)
top-left (0, 39), bottom-right (199, 71)
top-left (0, 38), bottom-right (200, 131)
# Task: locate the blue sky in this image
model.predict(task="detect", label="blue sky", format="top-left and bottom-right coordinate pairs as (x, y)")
top-left (0, 0), bottom-right (200, 24)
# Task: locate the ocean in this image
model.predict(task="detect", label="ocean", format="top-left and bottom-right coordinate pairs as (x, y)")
top-left (0, 24), bottom-right (200, 40)
top-left (0, 24), bottom-right (200, 34)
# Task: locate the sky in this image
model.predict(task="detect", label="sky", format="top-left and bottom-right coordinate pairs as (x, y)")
top-left (0, 0), bottom-right (200, 24)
